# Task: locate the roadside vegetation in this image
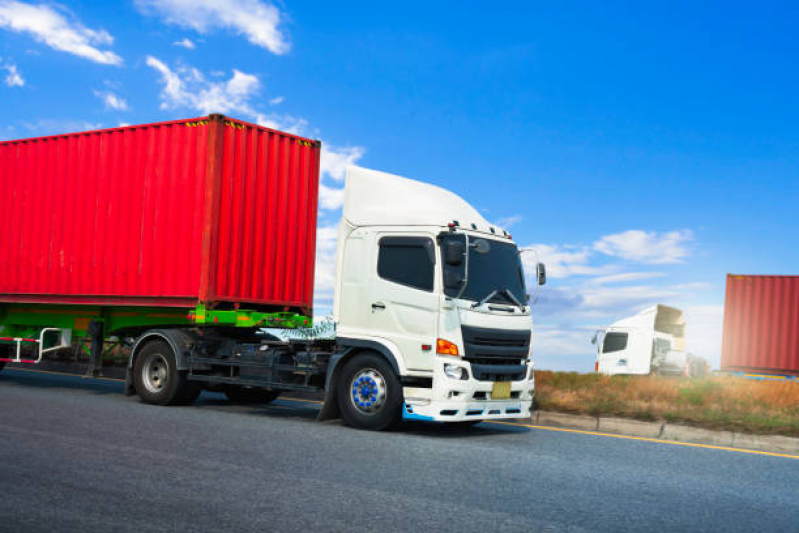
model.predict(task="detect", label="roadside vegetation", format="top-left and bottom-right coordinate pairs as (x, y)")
top-left (534, 371), bottom-right (799, 436)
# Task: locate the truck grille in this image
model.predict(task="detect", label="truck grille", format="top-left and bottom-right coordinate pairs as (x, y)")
top-left (461, 325), bottom-right (530, 382)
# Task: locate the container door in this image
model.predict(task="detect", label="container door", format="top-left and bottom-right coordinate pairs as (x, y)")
top-left (368, 234), bottom-right (439, 371)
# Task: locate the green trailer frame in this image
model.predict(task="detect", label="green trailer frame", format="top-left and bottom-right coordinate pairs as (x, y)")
top-left (0, 303), bottom-right (311, 366)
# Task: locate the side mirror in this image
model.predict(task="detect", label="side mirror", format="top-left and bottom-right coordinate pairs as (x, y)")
top-left (536, 262), bottom-right (546, 286)
top-left (590, 333), bottom-right (598, 345)
top-left (445, 241), bottom-right (465, 266)
top-left (444, 270), bottom-right (464, 289)
top-left (471, 239), bottom-right (490, 254)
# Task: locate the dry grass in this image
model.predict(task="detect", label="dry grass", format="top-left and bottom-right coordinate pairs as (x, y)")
top-left (534, 371), bottom-right (799, 436)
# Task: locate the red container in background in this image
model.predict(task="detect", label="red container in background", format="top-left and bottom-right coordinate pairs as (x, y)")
top-left (721, 274), bottom-right (799, 376)
top-left (0, 115), bottom-right (321, 315)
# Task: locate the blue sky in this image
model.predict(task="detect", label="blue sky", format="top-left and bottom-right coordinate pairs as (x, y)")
top-left (1, 1), bottom-right (797, 371)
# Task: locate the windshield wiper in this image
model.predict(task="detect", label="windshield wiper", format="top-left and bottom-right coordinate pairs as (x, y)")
top-left (502, 288), bottom-right (525, 311)
top-left (470, 289), bottom-right (499, 309)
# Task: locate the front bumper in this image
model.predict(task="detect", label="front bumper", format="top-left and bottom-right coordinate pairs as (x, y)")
top-left (402, 356), bottom-right (535, 422)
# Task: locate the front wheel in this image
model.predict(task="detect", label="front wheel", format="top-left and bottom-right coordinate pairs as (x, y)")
top-left (336, 352), bottom-right (402, 431)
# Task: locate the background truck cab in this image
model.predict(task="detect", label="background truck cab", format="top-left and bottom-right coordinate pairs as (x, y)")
top-left (592, 305), bottom-right (702, 376)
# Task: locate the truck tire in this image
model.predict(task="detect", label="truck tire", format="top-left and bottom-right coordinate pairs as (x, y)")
top-left (133, 340), bottom-right (200, 405)
top-left (337, 352), bottom-right (402, 431)
top-left (224, 386), bottom-right (280, 404)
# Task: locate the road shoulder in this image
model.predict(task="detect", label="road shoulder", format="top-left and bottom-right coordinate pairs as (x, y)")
top-left (531, 410), bottom-right (799, 454)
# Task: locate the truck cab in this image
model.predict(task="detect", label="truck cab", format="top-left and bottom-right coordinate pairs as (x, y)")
top-left (593, 304), bottom-right (689, 376)
top-left (332, 166), bottom-right (544, 424)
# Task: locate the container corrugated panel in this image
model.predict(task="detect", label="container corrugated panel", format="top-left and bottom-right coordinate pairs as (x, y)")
top-left (721, 274), bottom-right (799, 375)
top-left (0, 115), bottom-right (320, 314)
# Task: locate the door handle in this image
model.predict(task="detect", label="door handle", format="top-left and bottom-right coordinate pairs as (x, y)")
top-left (371, 302), bottom-right (386, 310)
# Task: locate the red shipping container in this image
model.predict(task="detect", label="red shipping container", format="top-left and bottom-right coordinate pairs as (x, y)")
top-left (0, 115), bottom-right (321, 315)
top-left (721, 274), bottom-right (799, 376)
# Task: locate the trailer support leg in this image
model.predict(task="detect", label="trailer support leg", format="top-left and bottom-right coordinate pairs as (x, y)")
top-left (85, 320), bottom-right (104, 378)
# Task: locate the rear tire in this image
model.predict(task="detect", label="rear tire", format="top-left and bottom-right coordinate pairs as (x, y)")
top-left (133, 340), bottom-right (200, 405)
top-left (337, 352), bottom-right (402, 431)
top-left (224, 386), bottom-right (280, 404)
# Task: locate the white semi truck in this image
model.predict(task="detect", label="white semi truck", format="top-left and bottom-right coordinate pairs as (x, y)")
top-left (327, 166), bottom-right (544, 427)
top-left (1, 116), bottom-right (544, 432)
top-left (592, 305), bottom-right (706, 377)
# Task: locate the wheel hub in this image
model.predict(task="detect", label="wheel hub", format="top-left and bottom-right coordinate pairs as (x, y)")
top-left (141, 353), bottom-right (169, 394)
top-left (350, 368), bottom-right (387, 414)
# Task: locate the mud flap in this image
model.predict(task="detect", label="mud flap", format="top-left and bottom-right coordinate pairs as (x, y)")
top-left (316, 353), bottom-right (344, 421)
top-left (124, 367), bottom-right (136, 396)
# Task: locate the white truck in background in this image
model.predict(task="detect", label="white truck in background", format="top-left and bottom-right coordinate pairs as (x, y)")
top-left (592, 305), bottom-right (707, 377)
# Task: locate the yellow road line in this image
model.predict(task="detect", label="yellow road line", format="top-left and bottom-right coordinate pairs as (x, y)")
top-left (484, 420), bottom-right (799, 460)
top-left (8, 369), bottom-right (796, 459)
top-left (280, 396), bottom-right (324, 405)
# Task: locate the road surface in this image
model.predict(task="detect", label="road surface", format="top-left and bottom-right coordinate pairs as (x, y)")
top-left (0, 369), bottom-right (796, 532)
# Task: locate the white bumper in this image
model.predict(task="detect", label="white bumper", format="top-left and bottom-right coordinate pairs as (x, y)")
top-left (402, 356), bottom-right (535, 422)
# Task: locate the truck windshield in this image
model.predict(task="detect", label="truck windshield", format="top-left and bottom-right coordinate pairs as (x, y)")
top-left (440, 233), bottom-right (527, 306)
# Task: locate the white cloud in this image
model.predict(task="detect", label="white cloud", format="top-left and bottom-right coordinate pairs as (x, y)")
top-left (316, 144), bottom-right (365, 210)
top-left (532, 324), bottom-right (600, 370)
top-left (135, 0), bottom-right (289, 54)
top-left (147, 56), bottom-right (261, 117)
top-left (313, 224), bottom-right (339, 311)
top-left (146, 56), bottom-right (365, 211)
top-left (94, 90), bottom-right (127, 111)
top-left (579, 283), bottom-right (680, 311)
top-left (494, 215), bottom-right (522, 229)
top-left (520, 243), bottom-right (613, 279)
top-left (319, 183), bottom-right (346, 211)
top-left (592, 272), bottom-right (667, 284)
top-left (173, 37), bottom-right (195, 49)
top-left (0, 123), bottom-right (16, 141)
top-left (23, 118), bottom-right (102, 136)
top-left (0, 1), bottom-right (121, 65)
top-left (321, 144), bottom-right (366, 181)
top-left (594, 229), bottom-right (694, 264)
top-left (2, 62), bottom-right (23, 86)
top-left (268, 96), bottom-right (284, 105)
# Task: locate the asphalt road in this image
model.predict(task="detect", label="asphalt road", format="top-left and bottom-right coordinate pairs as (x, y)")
top-left (0, 369), bottom-right (796, 532)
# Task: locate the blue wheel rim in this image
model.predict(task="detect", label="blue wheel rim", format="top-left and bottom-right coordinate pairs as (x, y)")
top-left (349, 368), bottom-right (387, 415)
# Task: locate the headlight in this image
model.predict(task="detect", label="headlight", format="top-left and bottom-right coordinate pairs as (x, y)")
top-left (444, 363), bottom-right (468, 380)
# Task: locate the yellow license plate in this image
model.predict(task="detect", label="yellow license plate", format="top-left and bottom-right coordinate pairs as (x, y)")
top-left (491, 381), bottom-right (511, 400)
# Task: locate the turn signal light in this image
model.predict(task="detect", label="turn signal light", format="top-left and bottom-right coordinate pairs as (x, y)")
top-left (437, 338), bottom-right (459, 356)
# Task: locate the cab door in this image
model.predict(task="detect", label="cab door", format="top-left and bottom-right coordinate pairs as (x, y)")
top-left (598, 329), bottom-right (631, 375)
top-left (368, 234), bottom-right (440, 371)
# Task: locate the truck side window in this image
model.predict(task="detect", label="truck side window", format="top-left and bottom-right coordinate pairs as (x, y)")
top-left (377, 236), bottom-right (435, 292)
top-left (602, 332), bottom-right (628, 353)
